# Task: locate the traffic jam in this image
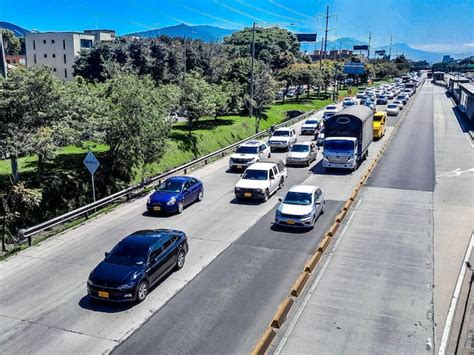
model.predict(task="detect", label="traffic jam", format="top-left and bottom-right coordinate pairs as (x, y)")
top-left (87, 74), bottom-right (424, 303)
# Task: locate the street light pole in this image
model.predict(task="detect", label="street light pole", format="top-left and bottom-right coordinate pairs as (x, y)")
top-left (249, 22), bottom-right (256, 118)
top-left (0, 30), bottom-right (7, 79)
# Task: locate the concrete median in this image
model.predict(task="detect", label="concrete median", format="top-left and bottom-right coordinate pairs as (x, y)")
top-left (270, 297), bottom-right (294, 329)
top-left (304, 251), bottom-right (323, 272)
top-left (251, 327), bottom-right (276, 355)
top-left (327, 223), bottom-right (340, 238)
top-left (318, 233), bottom-right (332, 251)
top-left (343, 200), bottom-right (353, 211)
top-left (335, 210), bottom-right (347, 223)
top-left (291, 271), bottom-right (311, 297)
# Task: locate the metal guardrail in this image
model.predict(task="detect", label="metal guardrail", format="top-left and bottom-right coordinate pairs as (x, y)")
top-left (20, 109), bottom-right (318, 241)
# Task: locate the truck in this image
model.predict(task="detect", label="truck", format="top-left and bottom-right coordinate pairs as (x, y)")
top-left (322, 106), bottom-right (373, 171)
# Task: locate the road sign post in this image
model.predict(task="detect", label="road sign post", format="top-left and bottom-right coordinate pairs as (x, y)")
top-left (83, 151), bottom-right (100, 203)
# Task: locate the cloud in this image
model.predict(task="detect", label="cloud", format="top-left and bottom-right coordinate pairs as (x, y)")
top-left (411, 42), bottom-right (474, 54)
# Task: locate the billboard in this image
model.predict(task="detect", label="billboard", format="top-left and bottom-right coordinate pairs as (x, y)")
top-left (296, 33), bottom-right (317, 42)
top-left (343, 62), bottom-right (366, 75)
top-left (375, 50), bottom-right (386, 55)
top-left (353, 45), bottom-right (369, 51)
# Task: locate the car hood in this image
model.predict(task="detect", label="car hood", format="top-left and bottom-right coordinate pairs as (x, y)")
top-left (287, 152), bottom-right (309, 159)
top-left (373, 122), bottom-right (383, 129)
top-left (235, 179), bottom-right (269, 189)
top-left (269, 136), bottom-right (290, 143)
top-left (89, 261), bottom-right (142, 287)
top-left (230, 153), bottom-right (258, 160)
top-left (149, 190), bottom-right (180, 203)
top-left (301, 123), bottom-right (317, 129)
top-left (278, 203), bottom-right (313, 216)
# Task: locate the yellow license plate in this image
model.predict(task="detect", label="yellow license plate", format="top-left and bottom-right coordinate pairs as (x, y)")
top-left (287, 220), bottom-right (296, 225)
top-left (153, 206), bottom-right (161, 211)
top-left (237, 165), bottom-right (242, 169)
top-left (244, 192), bottom-right (251, 197)
top-left (98, 291), bottom-right (109, 298)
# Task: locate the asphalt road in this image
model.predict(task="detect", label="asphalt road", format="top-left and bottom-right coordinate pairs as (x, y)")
top-left (0, 94), bottom-right (397, 354)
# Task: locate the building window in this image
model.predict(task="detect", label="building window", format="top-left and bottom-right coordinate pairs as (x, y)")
top-left (43, 39), bottom-right (46, 44)
top-left (52, 54), bottom-right (56, 58)
top-left (33, 40), bottom-right (36, 50)
top-left (63, 39), bottom-right (66, 49)
top-left (51, 39), bottom-right (55, 44)
top-left (44, 54), bottom-right (47, 58)
top-left (80, 39), bottom-right (93, 48)
top-left (53, 68), bottom-right (57, 72)
top-left (63, 54), bottom-right (67, 64)
top-left (64, 68), bottom-right (68, 78)
top-left (34, 54), bottom-right (37, 64)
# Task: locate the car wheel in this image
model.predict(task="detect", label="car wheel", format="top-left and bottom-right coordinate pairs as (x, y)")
top-left (177, 201), bottom-right (184, 214)
top-left (268, 152), bottom-right (271, 158)
top-left (136, 281), bottom-right (149, 303)
top-left (321, 202), bottom-right (326, 215)
top-left (263, 189), bottom-right (270, 202)
top-left (175, 250), bottom-right (186, 270)
top-left (279, 178), bottom-right (284, 189)
top-left (197, 190), bottom-right (204, 202)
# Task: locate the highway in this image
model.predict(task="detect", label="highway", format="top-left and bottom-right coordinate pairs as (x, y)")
top-left (0, 91), bottom-right (404, 354)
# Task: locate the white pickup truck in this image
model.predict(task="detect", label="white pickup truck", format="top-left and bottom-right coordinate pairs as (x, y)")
top-left (234, 159), bottom-right (287, 202)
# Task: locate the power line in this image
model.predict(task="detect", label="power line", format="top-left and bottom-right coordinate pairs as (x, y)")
top-left (213, 0), bottom-right (266, 22)
top-left (236, 0), bottom-right (304, 22)
top-left (181, 5), bottom-right (246, 28)
top-left (268, 0), bottom-right (313, 19)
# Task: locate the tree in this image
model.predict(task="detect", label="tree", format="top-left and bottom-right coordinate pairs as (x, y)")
top-left (1, 29), bottom-right (23, 55)
top-left (246, 67), bottom-right (277, 133)
top-left (394, 55), bottom-right (411, 73)
top-left (179, 72), bottom-right (218, 135)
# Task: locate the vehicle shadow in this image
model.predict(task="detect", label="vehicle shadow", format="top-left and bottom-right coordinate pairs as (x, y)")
top-left (78, 270), bottom-right (174, 313)
top-left (451, 105), bottom-right (474, 134)
top-left (270, 223), bottom-right (313, 234)
top-left (309, 160), bottom-right (352, 176)
top-left (141, 210), bottom-right (172, 218)
top-left (229, 197), bottom-right (263, 205)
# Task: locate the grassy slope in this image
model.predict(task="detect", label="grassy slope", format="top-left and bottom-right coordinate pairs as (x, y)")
top-left (0, 97), bottom-right (332, 182)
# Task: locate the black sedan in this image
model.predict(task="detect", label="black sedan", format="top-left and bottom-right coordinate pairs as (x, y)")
top-left (87, 229), bottom-right (188, 303)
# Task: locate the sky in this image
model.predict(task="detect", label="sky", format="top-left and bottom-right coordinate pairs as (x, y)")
top-left (1, 0), bottom-right (474, 55)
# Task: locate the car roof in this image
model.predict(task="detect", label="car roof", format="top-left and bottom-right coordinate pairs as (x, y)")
top-left (288, 185), bottom-right (318, 193)
top-left (123, 229), bottom-right (179, 247)
top-left (241, 139), bottom-right (264, 147)
top-left (293, 141), bottom-right (313, 146)
top-left (167, 176), bottom-right (192, 183)
top-left (275, 127), bottom-right (292, 132)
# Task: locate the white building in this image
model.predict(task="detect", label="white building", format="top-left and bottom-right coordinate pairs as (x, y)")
top-left (25, 29), bottom-right (115, 80)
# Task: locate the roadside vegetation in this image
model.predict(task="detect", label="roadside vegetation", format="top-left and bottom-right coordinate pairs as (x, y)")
top-left (0, 26), bottom-right (408, 251)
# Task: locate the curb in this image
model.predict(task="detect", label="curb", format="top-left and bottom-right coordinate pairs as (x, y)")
top-left (270, 297), bottom-right (294, 329)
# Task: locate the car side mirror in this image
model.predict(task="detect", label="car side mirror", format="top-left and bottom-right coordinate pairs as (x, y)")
top-left (278, 197), bottom-right (283, 202)
top-left (104, 252), bottom-right (109, 258)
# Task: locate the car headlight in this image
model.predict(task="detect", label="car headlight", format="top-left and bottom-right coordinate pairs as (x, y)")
top-left (87, 279), bottom-right (93, 287)
top-left (118, 280), bottom-right (138, 290)
top-left (167, 197), bottom-right (177, 206)
top-left (275, 209), bottom-right (282, 217)
top-left (301, 212), bottom-right (312, 219)
top-left (147, 197), bottom-right (151, 204)
top-left (256, 189), bottom-right (263, 193)
top-left (235, 187), bottom-right (241, 192)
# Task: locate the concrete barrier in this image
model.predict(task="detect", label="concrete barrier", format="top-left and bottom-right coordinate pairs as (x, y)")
top-left (270, 297), bottom-right (294, 329)
top-left (318, 234), bottom-right (332, 251)
top-left (291, 271), bottom-right (311, 297)
top-left (343, 200), bottom-right (353, 211)
top-left (327, 223), bottom-right (340, 238)
top-left (251, 327), bottom-right (276, 355)
top-left (304, 251), bottom-right (323, 272)
top-left (335, 210), bottom-right (347, 223)
top-left (349, 190), bottom-right (358, 201)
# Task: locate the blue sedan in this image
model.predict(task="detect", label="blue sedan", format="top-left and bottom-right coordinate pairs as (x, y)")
top-left (147, 176), bottom-right (204, 214)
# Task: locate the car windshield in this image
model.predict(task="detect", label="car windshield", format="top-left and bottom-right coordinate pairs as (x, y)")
top-left (291, 144), bottom-right (310, 153)
top-left (157, 180), bottom-right (183, 192)
top-left (242, 169), bottom-right (268, 180)
top-left (236, 146), bottom-right (258, 154)
top-left (106, 241), bottom-right (149, 266)
top-left (283, 191), bottom-right (312, 206)
top-left (325, 140), bottom-right (354, 151)
top-left (345, 101), bottom-right (355, 105)
top-left (387, 104), bottom-right (398, 109)
top-left (326, 106), bottom-right (337, 110)
top-left (305, 120), bottom-right (318, 125)
top-left (273, 131), bottom-right (290, 137)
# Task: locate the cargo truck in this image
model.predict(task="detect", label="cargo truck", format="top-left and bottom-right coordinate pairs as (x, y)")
top-left (322, 106), bottom-right (373, 170)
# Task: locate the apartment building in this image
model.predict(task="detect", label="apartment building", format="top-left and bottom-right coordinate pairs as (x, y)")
top-left (25, 29), bottom-right (115, 80)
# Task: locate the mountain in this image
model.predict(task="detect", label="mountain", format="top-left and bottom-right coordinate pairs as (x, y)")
top-left (126, 23), bottom-right (235, 43)
top-left (0, 21), bottom-right (30, 37)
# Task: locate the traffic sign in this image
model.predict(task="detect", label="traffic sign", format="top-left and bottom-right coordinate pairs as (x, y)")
top-left (83, 151), bottom-right (100, 175)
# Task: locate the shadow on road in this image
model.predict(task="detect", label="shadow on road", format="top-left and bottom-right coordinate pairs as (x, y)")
top-left (270, 223), bottom-right (313, 234)
top-left (229, 197), bottom-right (263, 206)
top-left (309, 160), bottom-right (352, 176)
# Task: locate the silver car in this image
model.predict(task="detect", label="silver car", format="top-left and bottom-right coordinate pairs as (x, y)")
top-left (286, 142), bottom-right (318, 167)
top-left (275, 185), bottom-right (326, 229)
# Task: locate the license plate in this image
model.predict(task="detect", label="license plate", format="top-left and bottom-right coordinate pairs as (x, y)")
top-left (244, 192), bottom-right (251, 197)
top-left (153, 206), bottom-right (161, 211)
top-left (287, 220), bottom-right (296, 225)
top-left (98, 291), bottom-right (109, 298)
top-left (237, 165), bottom-right (242, 169)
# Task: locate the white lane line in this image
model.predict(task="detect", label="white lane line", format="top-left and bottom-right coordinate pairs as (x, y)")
top-left (274, 197), bottom-right (362, 355)
top-left (438, 232), bottom-right (474, 355)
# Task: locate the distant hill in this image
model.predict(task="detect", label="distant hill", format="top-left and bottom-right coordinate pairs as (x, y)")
top-left (0, 21), bottom-right (30, 37)
top-left (126, 23), bottom-right (235, 43)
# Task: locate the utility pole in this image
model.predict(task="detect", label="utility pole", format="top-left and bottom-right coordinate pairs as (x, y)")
top-left (0, 30), bottom-right (7, 79)
top-left (323, 5), bottom-right (329, 59)
top-left (367, 32), bottom-right (371, 59)
top-left (249, 22), bottom-right (256, 118)
top-left (388, 34), bottom-right (393, 61)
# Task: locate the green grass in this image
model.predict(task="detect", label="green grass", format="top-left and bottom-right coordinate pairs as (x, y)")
top-left (0, 97), bottom-right (331, 183)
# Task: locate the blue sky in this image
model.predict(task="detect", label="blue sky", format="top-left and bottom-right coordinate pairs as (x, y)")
top-left (2, 0), bottom-right (474, 54)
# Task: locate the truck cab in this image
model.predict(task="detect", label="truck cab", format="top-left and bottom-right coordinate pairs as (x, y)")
top-left (373, 111), bottom-right (386, 139)
top-left (323, 137), bottom-right (359, 170)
